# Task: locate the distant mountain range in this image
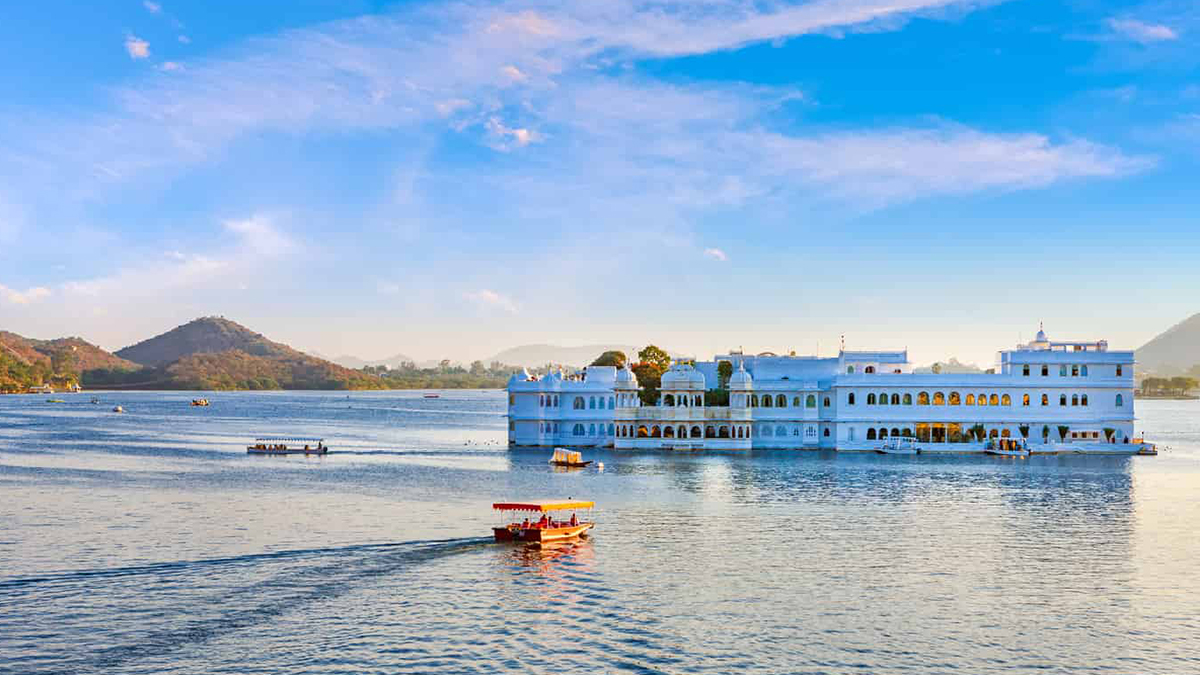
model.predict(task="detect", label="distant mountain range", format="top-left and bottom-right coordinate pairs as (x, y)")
top-left (482, 344), bottom-right (639, 368)
top-left (1136, 312), bottom-right (1200, 376)
top-left (321, 352), bottom-right (418, 370)
top-left (913, 357), bottom-right (987, 374)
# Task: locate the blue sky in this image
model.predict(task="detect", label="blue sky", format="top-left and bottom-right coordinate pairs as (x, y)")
top-left (1, 0), bottom-right (1198, 366)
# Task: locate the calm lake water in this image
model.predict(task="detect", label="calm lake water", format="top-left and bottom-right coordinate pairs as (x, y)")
top-left (2, 391), bottom-right (1198, 674)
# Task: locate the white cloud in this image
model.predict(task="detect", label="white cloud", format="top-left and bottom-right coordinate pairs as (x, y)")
top-left (704, 247), bottom-right (728, 261)
top-left (124, 35), bottom-right (150, 59)
top-left (222, 215), bottom-right (297, 256)
top-left (178, 35), bottom-right (191, 44)
top-left (0, 284), bottom-right (51, 305)
top-left (500, 64), bottom-right (527, 81)
top-left (485, 117), bottom-right (542, 150)
top-left (1106, 18), bottom-right (1178, 43)
top-left (143, 1), bottom-right (162, 13)
top-left (464, 288), bottom-right (518, 313)
top-left (158, 61), bottom-right (183, 72)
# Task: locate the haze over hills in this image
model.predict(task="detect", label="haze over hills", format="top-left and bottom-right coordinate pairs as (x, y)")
top-left (913, 358), bottom-right (987, 374)
top-left (322, 352), bottom-right (419, 370)
top-left (483, 344), bottom-right (640, 368)
top-left (1136, 312), bottom-right (1200, 375)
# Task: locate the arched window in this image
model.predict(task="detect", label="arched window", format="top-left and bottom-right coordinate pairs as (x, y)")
top-left (1081, 365), bottom-right (1089, 376)
top-left (1060, 365), bottom-right (1067, 376)
top-left (637, 425), bottom-right (648, 438)
top-left (691, 426), bottom-right (703, 438)
top-left (1071, 365), bottom-right (1079, 377)
top-left (979, 393), bottom-right (990, 406)
top-left (664, 394), bottom-right (675, 406)
top-left (588, 396), bottom-right (596, 409)
top-left (879, 427), bottom-right (889, 438)
top-left (609, 397), bottom-right (615, 409)
top-left (966, 394), bottom-right (975, 405)
top-left (1041, 365), bottom-right (1049, 376)
top-left (848, 393), bottom-right (856, 405)
top-left (719, 426), bottom-right (730, 438)
top-left (878, 393), bottom-right (889, 406)
top-left (1022, 394), bottom-right (1030, 406)
top-left (891, 427), bottom-right (900, 437)
top-left (903, 393), bottom-right (912, 405)
top-left (807, 395), bottom-right (817, 408)
top-left (933, 392), bottom-right (945, 405)
top-left (573, 424), bottom-right (585, 436)
top-left (751, 394), bottom-right (759, 407)
top-left (867, 428), bottom-right (877, 440)
top-left (762, 396), bottom-right (773, 408)
top-left (695, 395), bottom-right (703, 407)
top-left (1060, 394), bottom-right (1067, 406)
top-left (823, 397), bottom-right (831, 407)
top-left (867, 393), bottom-right (877, 405)
top-left (1041, 394), bottom-right (1049, 406)
top-left (588, 423), bottom-right (596, 435)
top-left (1081, 394), bottom-right (1088, 406)
top-left (890, 393), bottom-right (900, 405)
top-left (793, 396), bottom-right (802, 407)
top-left (539, 395), bottom-right (545, 406)
top-left (1001, 428), bottom-right (1011, 438)
top-left (736, 427), bottom-right (744, 438)
top-left (824, 428), bottom-right (830, 437)
top-left (1022, 365), bottom-right (1030, 376)
top-left (651, 425), bottom-right (661, 438)
top-left (1071, 394), bottom-right (1079, 406)
top-left (573, 396), bottom-right (584, 410)
top-left (918, 392), bottom-right (930, 405)
top-left (1116, 393), bottom-right (1124, 407)
top-left (1001, 394), bottom-right (1011, 406)
top-left (608, 423), bottom-right (614, 435)
top-left (553, 395), bottom-right (559, 407)
top-left (989, 429), bottom-right (999, 439)
top-left (1116, 365), bottom-right (1123, 377)
top-left (989, 394), bottom-right (1000, 406)
top-left (776, 394), bottom-right (786, 407)
top-left (776, 425), bottom-right (787, 437)
top-left (902, 428), bottom-right (913, 437)
top-left (663, 426), bottom-right (675, 438)
top-left (949, 392), bottom-right (961, 405)
top-left (865, 366), bottom-right (876, 374)
top-left (847, 365), bottom-right (855, 374)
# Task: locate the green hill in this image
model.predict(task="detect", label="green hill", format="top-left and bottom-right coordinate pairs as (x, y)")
top-left (0, 331), bottom-right (141, 391)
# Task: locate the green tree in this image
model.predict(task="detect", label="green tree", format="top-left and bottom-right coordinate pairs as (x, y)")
top-left (717, 360), bottom-right (733, 389)
top-left (590, 350), bottom-right (627, 368)
top-left (469, 360), bottom-right (486, 376)
top-left (1057, 425), bottom-right (1070, 442)
top-left (637, 345), bottom-right (671, 372)
top-left (1103, 427), bottom-right (1115, 442)
top-left (632, 361), bottom-right (663, 406)
top-left (1019, 425), bottom-right (1030, 439)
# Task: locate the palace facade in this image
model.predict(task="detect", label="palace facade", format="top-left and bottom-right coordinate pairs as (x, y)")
top-left (506, 328), bottom-right (1136, 450)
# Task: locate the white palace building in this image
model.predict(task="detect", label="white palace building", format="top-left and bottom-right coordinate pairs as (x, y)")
top-left (506, 328), bottom-right (1137, 451)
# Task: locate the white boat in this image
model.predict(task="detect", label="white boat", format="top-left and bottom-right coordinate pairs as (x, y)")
top-left (112, 405), bottom-right (124, 413)
top-left (548, 447), bottom-right (592, 467)
top-left (876, 436), bottom-right (921, 455)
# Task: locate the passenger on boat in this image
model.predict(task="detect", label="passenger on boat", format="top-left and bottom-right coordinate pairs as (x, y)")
top-left (569, 513), bottom-right (578, 527)
top-left (537, 514), bottom-right (549, 528)
top-left (521, 517), bottom-right (530, 529)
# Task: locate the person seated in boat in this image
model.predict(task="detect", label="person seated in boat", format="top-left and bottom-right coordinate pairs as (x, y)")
top-left (521, 517), bottom-right (530, 529)
top-left (569, 512), bottom-right (578, 527)
top-left (537, 514), bottom-right (549, 529)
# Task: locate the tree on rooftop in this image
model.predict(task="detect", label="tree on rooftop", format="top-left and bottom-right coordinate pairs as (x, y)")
top-left (638, 345), bottom-right (671, 372)
top-left (632, 361), bottom-right (663, 406)
top-left (590, 350), bottom-right (627, 368)
top-left (717, 360), bottom-right (733, 389)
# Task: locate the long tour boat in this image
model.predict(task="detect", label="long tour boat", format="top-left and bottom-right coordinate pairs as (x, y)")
top-left (247, 437), bottom-right (328, 455)
top-left (876, 436), bottom-right (921, 455)
top-left (984, 438), bottom-right (1030, 457)
top-left (548, 447), bottom-right (592, 467)
top-left (492, 500), bottom-right (595, 544)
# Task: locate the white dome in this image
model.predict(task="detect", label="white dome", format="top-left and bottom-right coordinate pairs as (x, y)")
top-left (615, 363), bottom-right (638, 389)
top-left (1035, 328), bottom-right (1047, 342)
top-left (508, 368), bottom-right (531, 385)
top-left (729, 362), bottom-right (753, 390)
top-left (661, 362), bottom-right (705, 390)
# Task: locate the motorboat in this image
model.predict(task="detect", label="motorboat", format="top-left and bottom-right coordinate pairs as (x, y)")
top-left (247, 437), bottom-right (328, 455)
top-left (112, 406), bottom-right (124, 413)
top-left (191, 398), bottom-right (210, 407)
top-left (423, 394), bottom-right (440, 399)
top-left (493, 500), bottom-right (595, 544)
top-left (876, 436), bottom-right (920, 455)
top-left (548, 447), bottom-right (592, 467)
top-left (984, 438), bottom-right (1030, 456)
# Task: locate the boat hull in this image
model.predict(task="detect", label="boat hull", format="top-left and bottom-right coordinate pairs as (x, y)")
top-left (247, 448), bottom-right (328, 455)
top-left (548, 460), bottom-right (593, 467)
top-left (984, 450), bottom-right (1029, 457)
top-left (876, 448), bottom-right (918, 455)
top-left (493, 522), bottom-right (593, 543)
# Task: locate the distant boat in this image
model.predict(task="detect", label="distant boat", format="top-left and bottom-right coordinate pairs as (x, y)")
top-left (423, 394), bottom-right (440, 399)
top-left (549, 447), bottom-right (592, 467)
top-left (984, 439), bottom-right (1029, 457)
top-left (46, 398), bottom-right (67, 404)
top-left (90, 397), bottom-right (100, 404)
top-left (191, 398), bottom-right (210, 407)
top-left (876, 436), bottom-right (920, 455)
top-left (112, 406), bottom-right (124, 413)
top-left (247, 437), bottom-right (328, 455)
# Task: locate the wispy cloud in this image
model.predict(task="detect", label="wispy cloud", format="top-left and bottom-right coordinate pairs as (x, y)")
top-left (464, 288), bottom-right (518, 313)
top-left (1106, 17), bottom-right (1179, 43)
top-left (157, 61), bottom-right (183, 72)
top-left (704, 247), bottom-right (728, 261)
top-left (143, 1), bottom-right (162, 14)
top-left (178, 34), bottom-right (191, 44)
top-left (0, 284), bottom-right (51, 305)
top-left (124, 35), bottom-right (150, 59)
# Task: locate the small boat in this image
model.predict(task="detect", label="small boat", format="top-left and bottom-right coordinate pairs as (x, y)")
top-left (112, 406), bottom-right (124, 413)
top-left (46, 398), bottom-right (67, 403)
top-left (247, 437), bottom-right (328, 455)
top-left (984, 439), bottom-right (1029, 456)
top-left (493, 500), bottom-right (595, 543)
top-left (549, 447), bottom-right (592, 467)
top-left (191, 398), bottom-right (210, 406)
top-left (1135, 441), bottom-right (1158, 456)
top-left (90, 397), bottom-right (100, 405)
top-left (876, 436), bottom-right (920, 455)
top-left (423, 394), bottom-right (440, 399)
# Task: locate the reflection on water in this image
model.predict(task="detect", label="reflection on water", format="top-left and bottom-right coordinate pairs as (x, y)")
top-left (1, 392), bottom-right (1198, 674)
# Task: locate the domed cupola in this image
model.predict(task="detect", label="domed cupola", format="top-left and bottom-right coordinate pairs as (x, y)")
top-left (507, 368), bottom-right (532, 385)
top-left (729, 362), bottom-right (753, 390)
top-left (615, 363), bottom-right (639, 389)
top-left (661, 362), bottom-right (705, 391)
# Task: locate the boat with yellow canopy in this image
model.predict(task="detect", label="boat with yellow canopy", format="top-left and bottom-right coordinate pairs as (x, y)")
top-left (492, 500), bottom-right (595, 543)
top-left (548, 447), bottom-right (592, 467)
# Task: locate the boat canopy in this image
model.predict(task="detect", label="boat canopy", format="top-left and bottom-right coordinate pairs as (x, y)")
top-left (253, 437), bottom-right (324, 443)
top-left (492, 500), bottom-right (594, 512)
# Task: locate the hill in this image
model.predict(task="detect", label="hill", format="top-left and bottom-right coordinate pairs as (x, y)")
top-left (913, 357), bottom-right (986, 374)
top-left (1137, 313), bottom-right (1200, 376)
top-left (326, 352), bottom-right (417, 370)
top-left (484, 344), bottom-right (639, 368)
top-left (0, 331), bottom-right (141, 391)
top-left (114, 317), bottom-right (385, 390)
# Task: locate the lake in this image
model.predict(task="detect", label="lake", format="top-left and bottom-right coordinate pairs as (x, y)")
top-left (2, 391), bottom-right (1198, 674)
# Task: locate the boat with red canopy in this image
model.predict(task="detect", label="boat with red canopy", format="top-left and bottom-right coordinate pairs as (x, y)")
top-left (492, 500), bottom-right (595, 543)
